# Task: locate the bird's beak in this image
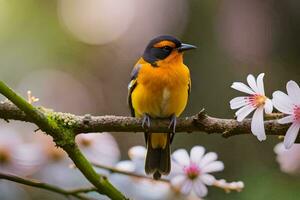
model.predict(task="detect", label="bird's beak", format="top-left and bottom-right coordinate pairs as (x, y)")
top-left (178, 43), bottom-right (197, 52)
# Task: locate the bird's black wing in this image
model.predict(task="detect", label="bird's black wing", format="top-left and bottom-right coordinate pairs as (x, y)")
top-left (127, 64), bottom-right (141, 117)
top-left (188, 77), bottom-right (191, 96)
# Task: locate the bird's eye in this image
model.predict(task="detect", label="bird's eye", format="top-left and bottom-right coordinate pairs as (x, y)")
top-left (149, 45), bottom-right (173, 60)
top-left (162, 46), bottom-right (172, 51)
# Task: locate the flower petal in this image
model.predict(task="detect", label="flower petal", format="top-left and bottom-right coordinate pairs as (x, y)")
top-left (193, 178), bottom-right (208, 197)
top-left (283, 122), bottom-right (300, 149)
top-left (200, 174), bottom-right (216, 185)
top-left (172, 149), bottom-right (190, 166)
top-left (128, 146), bottom-right (146, 160)
top-left (170, 174), bottom-right (186, 188)
top-left (287, 80), bottom-right (300, 104)
top-left (202, 161), bottom-right (224, 173)
top-left (236, 105), bottom-right (256, 122)
top-left (180, 179), bottom-right (193, 195)
top-left (170, 161), bottom-right (184, 176)
top-left (171, 175), bottom-right (194, 195)
top-left (272, 91), bottom-right (293, 114)
top-left (10, 143), bottom-right (45, 176)
top-left (273, 142), bottom-right (285, 154)
top-left (264, 98), bottom-right (273, 114)
top-left (230, 97), bottom-right (248, 109)
top-left (190, 146), bottom-right (205, 164)
top-left (198, 152), bottom-right (217, 168)
top-left (251, 107), bottom-right (266, 141)
top-left (256, 73), bottom-right (265, 95)
top-left (115, 160), bottom-right (135, 172)
top-left (231, 82), bottom-right (255, 95)
top-left (247, 74), bottom-right (259, 93)
top-left (278, 115), bottom-right (294, 124)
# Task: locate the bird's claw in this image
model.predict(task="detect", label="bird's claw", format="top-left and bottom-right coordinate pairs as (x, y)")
top-left (142, 114), bottom-right (151, 130)
top-left (168, 114), bottom-right (177, 134)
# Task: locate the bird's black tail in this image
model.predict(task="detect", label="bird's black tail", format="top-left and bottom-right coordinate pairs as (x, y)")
top-left (145, 133), bottom-right (171, 180)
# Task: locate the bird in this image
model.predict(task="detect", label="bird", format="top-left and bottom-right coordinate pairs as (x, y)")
top-left (128, 35), bottom-right (196, 179)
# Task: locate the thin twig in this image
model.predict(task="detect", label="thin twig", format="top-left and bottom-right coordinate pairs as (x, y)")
top-left (68, 187), bottom-right (97, 194)
top-left (91, 162), bottom-right (169, 183)
top-left (212, 179), bottom-right (244, 193)
top-left (0, 172), bottom-right (93, 200)
top-left (92, 163), bottom-right (244, 194)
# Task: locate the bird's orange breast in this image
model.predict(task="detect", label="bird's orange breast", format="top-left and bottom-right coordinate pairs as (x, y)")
top-left (131, 58), bottom-right (190, 118)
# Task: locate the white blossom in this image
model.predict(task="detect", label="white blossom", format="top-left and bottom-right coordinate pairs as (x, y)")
top-left (0, 127), bottom-right (44, 176)
top-left (230, 73), bottom-right (273, 141)
top-left (110, 146), bottom-right (181, 200)
top-left (272, 81), bottom-right (300, 149)
top-left (274, 142), bottom-right (300, 175)
top-left (76, 132), bottom-right (120, 166)
top-left (170, 146), bottom-right (224, 198)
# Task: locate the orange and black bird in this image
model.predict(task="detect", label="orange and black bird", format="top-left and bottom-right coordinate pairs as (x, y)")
top-left (128, 35), bottom-right (196, 179)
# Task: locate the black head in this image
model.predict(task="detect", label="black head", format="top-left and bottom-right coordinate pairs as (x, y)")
top-left (142, 35), bottom-right (196, 66)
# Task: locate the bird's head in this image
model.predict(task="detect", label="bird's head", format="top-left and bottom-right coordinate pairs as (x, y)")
top-left (142, 35), bottom-right (196, 66)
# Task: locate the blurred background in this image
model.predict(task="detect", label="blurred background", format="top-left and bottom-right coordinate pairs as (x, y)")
top-left (0, 0), bottom-right (300, 199)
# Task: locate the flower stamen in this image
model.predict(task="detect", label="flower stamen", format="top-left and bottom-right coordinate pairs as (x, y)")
top-left (248, 94), bottom-right (267, 107)
top-left (79, 138), bottom-right (92, 147)
top-left (184, 163), bottom-right (200, 180)
top-left (294, 105), bottom-right (300, 122)
top-left (0, 148), bottom-right (11, 164)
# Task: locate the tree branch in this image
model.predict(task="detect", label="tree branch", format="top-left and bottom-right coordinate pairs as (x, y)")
top-left (0, 81), bottom-right (127, 200)
top-left (0, 101), bottom-right (289, 138)
top-left (0, 172), bottom-right (95, 200)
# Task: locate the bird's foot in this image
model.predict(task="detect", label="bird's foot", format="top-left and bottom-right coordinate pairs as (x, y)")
top-left (142, 114), bottom-right (151, 130)
top-left (168, 114), bottom-right (177, 134)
